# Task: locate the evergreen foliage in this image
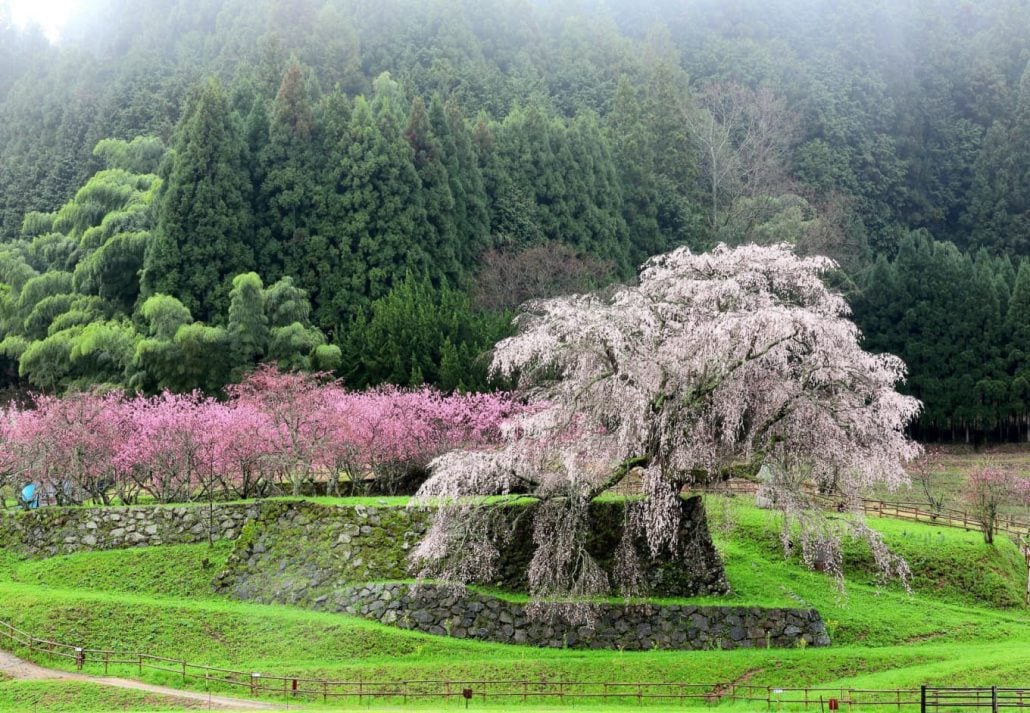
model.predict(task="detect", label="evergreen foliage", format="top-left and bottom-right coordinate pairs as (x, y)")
top-left (142, 79), bottom-right (254, 320)
top-left (2, 0), bottom-right (1030, 438)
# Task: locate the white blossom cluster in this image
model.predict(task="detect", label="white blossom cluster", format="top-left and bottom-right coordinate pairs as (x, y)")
top-left (412, 244), bottom-right (921, 604)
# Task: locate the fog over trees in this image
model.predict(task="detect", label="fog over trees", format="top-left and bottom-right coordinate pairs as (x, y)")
top-left (1, 0), bottom-right (1029, 440)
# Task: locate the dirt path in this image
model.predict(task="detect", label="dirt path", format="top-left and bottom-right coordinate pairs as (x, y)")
top-left (0, 648), bottom-right (283, 710)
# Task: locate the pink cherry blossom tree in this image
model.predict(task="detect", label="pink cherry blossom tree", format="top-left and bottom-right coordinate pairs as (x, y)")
top-left (228, 366), bottom-right (345, 496)
top-left (0, 408), bottom-right (16, 507)
top-left (207, 400), bottom-right (278, 499)
top-left (332, 386), bottom-right (524, 495)
top-left (116, 392), bottom-right (222, 504)
top-left (6, 391), bottom-right (129, 505)
top-left (963, 463), bottom-right (1030, 544)
top-left (0, 371), bottom-right (521, 505)
top-left (413, 244), bottom-right (922, 605)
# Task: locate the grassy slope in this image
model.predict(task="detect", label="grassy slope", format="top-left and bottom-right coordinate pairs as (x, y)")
top-left (0, 496), bottom-right (1027, 710)
top-left (0, 680), bottom-right (201, 712)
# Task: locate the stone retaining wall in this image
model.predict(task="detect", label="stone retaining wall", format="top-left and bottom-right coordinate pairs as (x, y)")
top-left (213, 501), bottom-right (429, 602)
top-left (212, 498), bottom-right (729, 602)
top-left (0, 499), bottom-right (831, 650)
top-left (318, 582), bottom-right (830, 650)
top-left (0, 503), bottom-right (260, 557)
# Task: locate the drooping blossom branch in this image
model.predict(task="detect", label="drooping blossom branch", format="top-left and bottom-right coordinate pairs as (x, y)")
top-left (412, 243), bottom-right (922, 605)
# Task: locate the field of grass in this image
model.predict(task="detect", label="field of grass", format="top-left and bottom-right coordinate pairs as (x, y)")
top-left (871, 444), bottom-right (1030, 519)
top-left (0, 495), bottom-right (1027, 711)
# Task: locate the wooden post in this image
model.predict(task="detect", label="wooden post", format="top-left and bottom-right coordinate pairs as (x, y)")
top-left (1022, 543), bottom-right (1030, 606)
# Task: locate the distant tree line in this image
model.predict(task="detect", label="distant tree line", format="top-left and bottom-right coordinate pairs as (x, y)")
top-left (1, 0), bottom-right (1029, 439)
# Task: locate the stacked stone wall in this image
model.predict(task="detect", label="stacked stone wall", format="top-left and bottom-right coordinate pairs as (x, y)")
top-left (0, 503), bottom-right (259, 556)
top-left (0, 499), bottom-right (831, 650)
top-left (212, 498), bottom-right (729, 603)
top-left (313, 582), bottom-right (830, 650)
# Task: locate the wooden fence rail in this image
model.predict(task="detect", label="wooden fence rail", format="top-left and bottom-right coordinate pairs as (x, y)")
top-left (3, 620), bottom-right (1029, 708)
top-left (708, 479), bottom-right (1030, 540)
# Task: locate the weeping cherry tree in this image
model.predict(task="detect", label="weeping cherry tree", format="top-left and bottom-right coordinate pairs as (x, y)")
top-left (412, 243), bottom-right (922, 610)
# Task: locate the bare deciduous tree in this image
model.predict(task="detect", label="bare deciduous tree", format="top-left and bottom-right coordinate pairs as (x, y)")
top-left (472, 243), bottom-right (617, 312)
top-left (687, 82), bottom-right (798, 232)
top-left (911, 447), bottom-right (946, 518)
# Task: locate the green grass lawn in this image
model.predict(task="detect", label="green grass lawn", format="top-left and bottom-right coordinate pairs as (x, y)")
top-left (0, 680), bottom-right (204, 711)
top-left (0, 495), bottom-right (1027, 711)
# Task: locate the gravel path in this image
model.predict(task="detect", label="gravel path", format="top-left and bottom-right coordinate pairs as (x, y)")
top-left (0, 648), bottom-right (282, 710)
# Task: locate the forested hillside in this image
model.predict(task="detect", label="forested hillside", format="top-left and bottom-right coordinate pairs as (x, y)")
top-left (1, 0), bottom-right (1029, 440)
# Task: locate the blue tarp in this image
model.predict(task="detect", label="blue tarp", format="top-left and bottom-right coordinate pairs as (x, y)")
top-left (20, 483), bottom-right (39, 509)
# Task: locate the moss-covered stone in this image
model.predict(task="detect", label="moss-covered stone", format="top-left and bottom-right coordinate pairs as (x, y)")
top-left (212, 497), bottom-right (728, 606)
top-left (0, 503), bottom-right (261, 557)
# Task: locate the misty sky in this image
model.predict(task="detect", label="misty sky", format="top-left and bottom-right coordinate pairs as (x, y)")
top-left (7, 0), bottom-right (83, 41)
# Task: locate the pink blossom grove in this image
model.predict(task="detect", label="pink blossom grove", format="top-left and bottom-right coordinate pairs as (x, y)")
top-left (0, 365), bottom-right (524, 505)
top-left (412, 243), bottom-right (923, 605)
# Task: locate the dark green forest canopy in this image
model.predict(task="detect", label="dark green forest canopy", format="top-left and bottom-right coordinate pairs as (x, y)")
top-left (1, 0), bottom-right (1029, 439)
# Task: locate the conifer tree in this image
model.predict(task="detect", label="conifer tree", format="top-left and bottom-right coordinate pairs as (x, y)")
top-left (142, 79), bottom-right (254, 320)
top-left (564, 113), bottom-right (630, 270)
top-left (439, 97), bottom-right (491, 266)
top-left (303, 89), bottom-right (355, 331)
top-left (343, 272), bottom-right (507, 391)
top-left (258, 62), bottom-right (321, 289)
top-left (1005, 262), bottom-right (1030, 378)
top-left (337, 82), bottom-right (430, 306)
top-left (406, 96), bottom-right (461, 285)
top-left (609, 75), bottom-right (663, 263)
